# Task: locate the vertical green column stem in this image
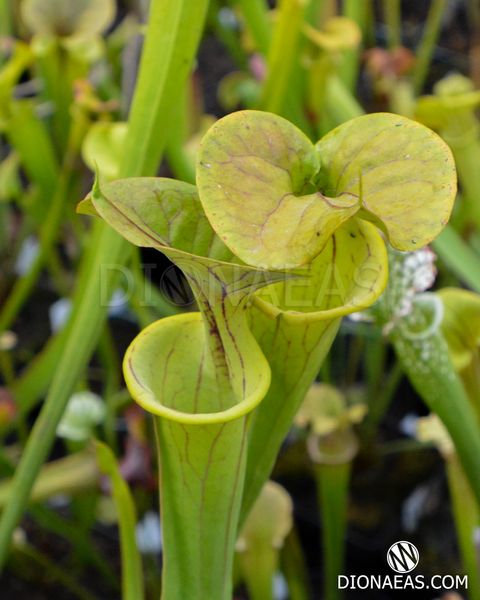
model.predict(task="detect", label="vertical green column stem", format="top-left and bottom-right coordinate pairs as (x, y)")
top-left (390, 330), bottom-right (480, 506)
top-left (446, 454), bottom-right (480, 600)
top-left (338, 0), bottom-right (368, 91)
top-left (155, 416), bottom-right (249, 600)
top-left (315, 461), bottom-right (351, 600)
top-left (383, 0), bottom-right (401, 49)
top-left (446, 131), bottom-right (480, 229)
top-left (237, 0), bottom-right (272, 55)
top-left (259, 0), bottom-right (307, 115)
top-left (412, 0), bottom-right (447, 94)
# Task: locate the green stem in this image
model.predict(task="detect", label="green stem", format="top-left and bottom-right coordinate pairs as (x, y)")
top-left (155, 413), bottom-right (249, 600)
top-left (412, 0), bottom-right (447, 95)
top-left (37, 42), bottom-right (76, 155)
top-left (239, 542), bottom-right (277, 600)
top-left (96, 442), bottom-right (144, 600)
top-left (446, 130), bottom-right (480, 230)
top-left (96, 324), bottom-right (121, 450)
top-left (165, 81), bottom-right (196, 185)
top-left (446, 454), bottom-right (480, 600)
top-left (259, 0), bottom-right (307, 115)
top-left (383, 0), bottom-right (401, 49)
top-left (6, 101), bottom-right (59, 201)
top-left (0, 0), bottom-right (12, 38)
top-left (389, 78), bottom-right (415, 117)
top-left (390, 328), bottom-right (480, 505)
top-left (281, 529), bottom-right (310, 600)
top-left (315, 461), bottom-right (351, 600)
top-left (237, 0), bottom-right (272, 56)
top-left (0, 0), bottom-right (211, 568)
top-left (363, 360), bottom-right (403, 439)
top-left (338, 0), bottom-right (368, 91)
top-left (433, 225), bottom-right (480, 293)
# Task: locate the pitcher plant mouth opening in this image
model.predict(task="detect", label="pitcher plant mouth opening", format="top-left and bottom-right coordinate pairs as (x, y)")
top-left (123, 313), bottom-right (272, 425)
top-left (252, 219), bottom-right (389, 322)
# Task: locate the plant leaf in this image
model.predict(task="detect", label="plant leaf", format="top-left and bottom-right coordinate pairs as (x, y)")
top-left (96, 442), bottom-right (144, 600)
top-left (88, 177), bottom-right (234, 262)
top-left (197, 110), bottom-right (360, 269)
top-left (316, 112), bottom-right (456, 250)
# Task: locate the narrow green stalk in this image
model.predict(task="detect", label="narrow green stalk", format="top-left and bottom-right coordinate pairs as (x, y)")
top-left (37, 43), bottom-right (77, 155)
top-left (0, 202), bottom-right (8, 256)
top-left (448, 132), bottom-right (480, 229)
top-left (412, 0), bottom-right (447, 94)
top-left (446, 454), bottom-right (480, 600)
top-left (383, 0), bottom-right (401, 49)
top-left (259, 0), bottom-right (307, 115)
top-left (209, 0), bottom-right (247, 68)
top-left (45, 247), bottom-right (71, 297)
top-left (0, 350), bottom-right (14, 386)
top-left (237, 0), bottom-right (272, 56)
top-left (305, 0), bottom-right (323, 27)
top-left (389, 325), bottom-right (480, 505)
top-left (314, 0), bottom-right (336, 23)
top-left (165, 81), bottom-right (196, 184)
top-left (6, 101), bottom-right (59, 202)
top-left (238, 482), bottom-right (293, 600)
top-left (240, 543), bottom-right (276, 600)
top-left (281, 530), bottom-right (310, 600)
top-left (0, 0), bottom-right (211, 568)
top-left (363, 361), bottom-right (403, 439)
top-left (433, 226), bottom-right (480, 293)
top-left (365, 336), bottom-right (386, 399)
top-left (315, 462), bottom-right (351, 600)
top-left (338, 0), bottom-right (368, 91)
top-left (96, 442), bottom-right (144, 600)
top-left (0, 0), bottom-right (12, 37)
top-left (96, 325), bottom-right (121, 450)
